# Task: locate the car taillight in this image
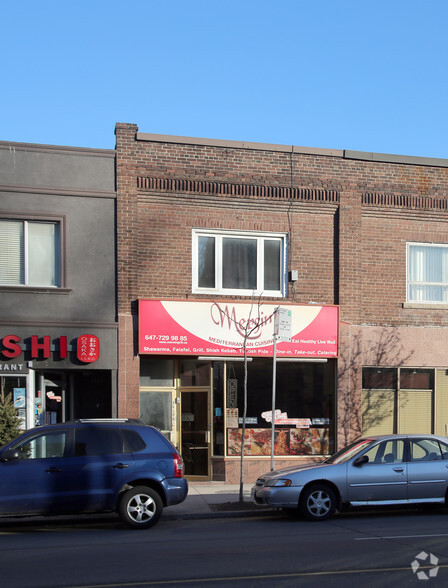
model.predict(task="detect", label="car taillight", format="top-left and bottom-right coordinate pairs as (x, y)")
top-left (173, 453), bottom-right (184, 478)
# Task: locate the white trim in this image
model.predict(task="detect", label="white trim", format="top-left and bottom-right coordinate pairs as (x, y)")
top-left (192, 228), bottom-right (287, 297)
top-left (407, 242), bottom-right (448, 303)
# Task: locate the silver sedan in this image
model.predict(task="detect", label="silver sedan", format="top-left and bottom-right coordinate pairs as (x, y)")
top-left (251, 434), bottom-right (448, 521)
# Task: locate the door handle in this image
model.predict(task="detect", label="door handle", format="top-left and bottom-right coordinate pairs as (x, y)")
top-left (393, 467), bottom-right (404, 472)
top-left (45, 467), bottom-right (62, 473)
top-left (113, 463), bottom-right (129, 469)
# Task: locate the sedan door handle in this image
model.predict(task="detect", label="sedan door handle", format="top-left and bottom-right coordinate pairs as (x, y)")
top-left (45, 467), bottom-right (62, 473)
top-left (113, 463), bottom-right (129, 469)
top-left (393, 467), bottom-right (404, 472)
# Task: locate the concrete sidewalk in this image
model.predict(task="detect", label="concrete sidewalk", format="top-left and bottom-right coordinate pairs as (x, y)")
top-left (164, 482), bottom-right (277, 520)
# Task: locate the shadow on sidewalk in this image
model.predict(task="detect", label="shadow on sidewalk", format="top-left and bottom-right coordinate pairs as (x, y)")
top-left (209, 501), bottom-right (276, 512)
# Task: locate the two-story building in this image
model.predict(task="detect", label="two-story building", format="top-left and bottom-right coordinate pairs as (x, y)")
top-left (115, 122), bottom-right (448, 483)
top-left (0, 140), bottom-right (118, 428)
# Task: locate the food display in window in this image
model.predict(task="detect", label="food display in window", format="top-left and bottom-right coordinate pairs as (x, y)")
top-left (290, 428), bottom-right (329, 455)
top-left (227, 427), bottom-right (329, 456)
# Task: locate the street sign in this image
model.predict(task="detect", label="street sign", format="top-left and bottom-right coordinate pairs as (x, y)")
top-left (274, 308), bottom-right (292, 342)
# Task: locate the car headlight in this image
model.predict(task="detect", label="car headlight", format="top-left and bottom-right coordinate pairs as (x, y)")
top-left (265, 479), bottom-right (292, 487)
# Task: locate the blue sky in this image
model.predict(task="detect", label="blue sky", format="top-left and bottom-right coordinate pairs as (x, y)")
top-left (1, 1), bottom-right (447, 158)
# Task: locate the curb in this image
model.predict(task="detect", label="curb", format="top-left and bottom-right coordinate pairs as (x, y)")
top-left (164, 506), bottom-right (279, 521)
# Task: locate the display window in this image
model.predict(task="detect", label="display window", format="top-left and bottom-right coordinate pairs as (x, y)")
top-left (224, 359), bottom-right (335, 457)
top-left (362, 367), bottom-right (441, 437)
top-left (139, 356), bottom-right (336, 477)
top-left (0, 375), bottom-right (27, 429)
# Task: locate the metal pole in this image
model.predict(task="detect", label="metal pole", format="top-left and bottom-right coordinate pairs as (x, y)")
top-left (270, 324), bottom-right (278, 471)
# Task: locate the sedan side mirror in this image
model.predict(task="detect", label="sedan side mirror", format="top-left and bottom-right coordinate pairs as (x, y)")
top-left (353, 454), bottom-right (369, 467)
top-left (0, 449), bottom-right (20, 462)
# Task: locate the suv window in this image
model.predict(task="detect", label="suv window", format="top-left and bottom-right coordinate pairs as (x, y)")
top-left (74, 428), bottom-right (126, 456)
top-left (121, 429), bottom-right (146, 453)
top-left (12, 431), bottom-right (67, 459)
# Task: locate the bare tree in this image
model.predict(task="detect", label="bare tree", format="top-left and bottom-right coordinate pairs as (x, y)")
top-left (337, 325), bottom-right (415, 447)
top-left (212, 296), bottom-right (276, 502)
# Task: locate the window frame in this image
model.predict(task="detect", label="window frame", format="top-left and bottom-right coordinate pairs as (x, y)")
top-left (407, 242), bottom-right (448, 304)
top-left (192, 229), bottom-right (287, 297)
top-left (0, 213), bottom-right (66, 290)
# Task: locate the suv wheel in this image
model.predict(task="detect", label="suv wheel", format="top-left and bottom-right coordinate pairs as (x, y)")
top-left (119, 486), bottom-right (163, 529)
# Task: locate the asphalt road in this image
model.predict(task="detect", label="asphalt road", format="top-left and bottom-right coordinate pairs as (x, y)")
top-left (2, 507), bottom-right (448, 587)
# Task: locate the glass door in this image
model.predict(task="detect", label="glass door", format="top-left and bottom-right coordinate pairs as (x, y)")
top-left (181, 389), bottom-right (210, 478)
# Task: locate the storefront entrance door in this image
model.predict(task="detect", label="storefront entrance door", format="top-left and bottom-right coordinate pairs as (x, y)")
top-left (181, 389), bottom-right (210, 479)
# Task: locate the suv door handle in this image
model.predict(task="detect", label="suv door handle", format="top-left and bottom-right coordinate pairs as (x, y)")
top-left (113, 463), bottom-right (129, 469)
top-left (45, 467), bottom-right (62, 473)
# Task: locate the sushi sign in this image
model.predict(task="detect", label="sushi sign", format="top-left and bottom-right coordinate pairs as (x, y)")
top-left (0, 334), bottom-right (100, 363)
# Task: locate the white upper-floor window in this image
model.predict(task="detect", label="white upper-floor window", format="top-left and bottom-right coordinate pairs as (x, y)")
top-left (192, 229), bottom-right (287, 297)
top-left (407, 242), bottom-right (448, 303)
top-left (0, 219), bottom-right (61, 287)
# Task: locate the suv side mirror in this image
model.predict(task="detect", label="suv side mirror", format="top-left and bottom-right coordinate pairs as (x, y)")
top-left (353, 454), bottom-right (369, 467)
top-left (0, 449), bottom-right (20, 462)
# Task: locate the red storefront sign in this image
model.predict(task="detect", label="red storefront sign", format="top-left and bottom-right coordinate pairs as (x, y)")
top-left (0, 334), bottom-right (100, 362)
top-left (77, 334), bottom-right (100, 363)
top-left (139, 300), bottom-right (339, 358)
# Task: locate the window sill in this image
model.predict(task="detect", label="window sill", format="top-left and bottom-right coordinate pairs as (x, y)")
top-left (403, 302), bottom-right (448, 310)
top-left (0, 286), bottom-right (72, 294)
top-left (192, 289), bottom-right (284, 298)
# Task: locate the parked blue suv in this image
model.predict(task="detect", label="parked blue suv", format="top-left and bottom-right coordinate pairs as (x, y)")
top-left (0, 419), bottom-right (188, 529)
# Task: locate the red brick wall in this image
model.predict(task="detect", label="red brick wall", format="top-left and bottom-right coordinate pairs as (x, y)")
top-left (115, 122), bottom-right (448, 447)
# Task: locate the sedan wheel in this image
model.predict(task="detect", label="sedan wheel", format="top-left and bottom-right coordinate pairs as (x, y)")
top-left (300, 484), bottom-right (336, 521)
top-left (118, 486), bottom-right (163, 529)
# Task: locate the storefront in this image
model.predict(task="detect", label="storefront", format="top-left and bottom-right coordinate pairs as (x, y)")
top-left (138, 299), bottom-right (339, 482)
top-left (362, 367), bottom-right (448, 437)
top-left (0, 327), bottom-right (118, 430)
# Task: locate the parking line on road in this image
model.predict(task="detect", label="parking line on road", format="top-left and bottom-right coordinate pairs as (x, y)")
top-left (60, 565), bottom-right (448, 588)
top-left (356, 533), bottom-right (448, 540)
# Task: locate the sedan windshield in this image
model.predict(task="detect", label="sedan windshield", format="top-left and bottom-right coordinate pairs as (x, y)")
top-left (323, 439), bottom-right (374, 464)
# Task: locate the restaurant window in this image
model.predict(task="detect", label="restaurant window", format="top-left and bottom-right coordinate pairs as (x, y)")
top-left (0, 218), bottom-right (61, 287)
top-left (139, 357), bottom-right (175, 441)
top-left (192, 229), bottom-right (287, 297)
top-left (0, 375), bottom-right (27, 430)
top-left (179, 360), bottom-right (210, 386)
top-left (226, 359), bottom-right (334, 456)
top-left (407, 243), bottom-right (448, 303)
top-left (212, 362), bottom-right (224, 456)
top-left (140, 357), bottom-right (174, 387)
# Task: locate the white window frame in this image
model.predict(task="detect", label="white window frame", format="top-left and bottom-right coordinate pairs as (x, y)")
top-left (407, 242), bottom-right (448, 303)
top-left (192, 229), bottom-right (287, 297)
top-left (0, 218), bottom-right (61, 288)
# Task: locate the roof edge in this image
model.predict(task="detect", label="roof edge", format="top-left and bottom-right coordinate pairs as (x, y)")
top-left (136, 132), bottom-right (448, 167)
top-left (344, 150), bottom-right (448, 168)
top-left (136, 132), bottom-right (343, 157)
top-left (0, 140), bottom-right (115, 157)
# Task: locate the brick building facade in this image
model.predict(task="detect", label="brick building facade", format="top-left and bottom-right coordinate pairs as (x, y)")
top-left (115, 122), bottom-right (448, 483)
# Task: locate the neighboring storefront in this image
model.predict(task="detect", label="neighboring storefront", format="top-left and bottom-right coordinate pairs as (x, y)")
top-left (0, 139), bottom-right (118, 430)
top-left (138, 299), bottom-right (338, 480)
top-left (0, 328), bottom-right (117, 429)
top-left (362, 367), bottom-right (448, 438)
